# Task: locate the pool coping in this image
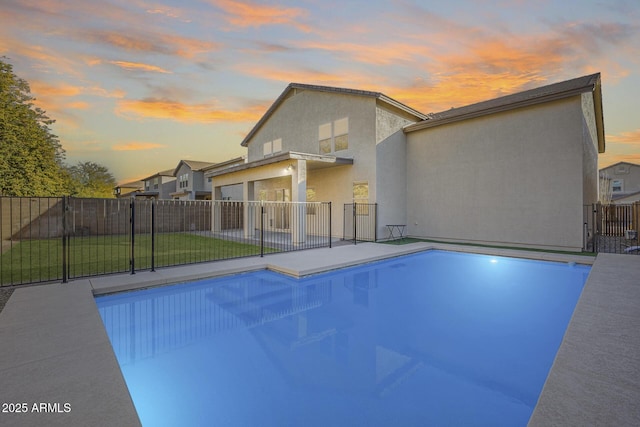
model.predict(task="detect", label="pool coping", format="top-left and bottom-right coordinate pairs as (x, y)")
top-left (88, 242), bottom-right (594, 296)
top-left (2, 242), bottom-right (639, 426)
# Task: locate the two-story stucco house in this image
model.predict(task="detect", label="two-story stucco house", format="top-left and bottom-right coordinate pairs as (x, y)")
top-left (171, 160), bottom-right (216, 200)
top-left (599, 162), bottom-right (640, 203)
top-left (207, 73), bottom-right (605, 251)
top-left (206, 83), bottom-right (427, 242)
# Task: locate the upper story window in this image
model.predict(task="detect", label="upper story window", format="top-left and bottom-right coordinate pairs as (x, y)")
top-left (612, 179), bottom-right (623, 192)
top-left (263, 138), bottom-right (282, 157)
top-left (153, 178), bottom-right (159, 190)
top-left (178, 173), bottom-right (189, 189)
top-left (319, 117), bottom-right (349, 154)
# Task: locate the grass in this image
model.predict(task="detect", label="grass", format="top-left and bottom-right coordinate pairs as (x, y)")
top-left (0, 233), bottom-right (277, 286)
top-left (381, 237), bottom-right (596, 257)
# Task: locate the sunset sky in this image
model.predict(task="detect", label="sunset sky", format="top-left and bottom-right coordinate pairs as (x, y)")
top-left (2, 0), bottom-right (639, 183)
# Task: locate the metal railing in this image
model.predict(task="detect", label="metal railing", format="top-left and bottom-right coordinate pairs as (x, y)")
top-left (343, 203), bottom-right (377, 243)
top-left (584, 202), bottom-right (640, 254)
top-left (0, 197), bottom-right (332, 286)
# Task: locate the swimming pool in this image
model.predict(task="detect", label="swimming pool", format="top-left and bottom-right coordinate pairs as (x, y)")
top-left (96, 250), bottom-right (590, 426)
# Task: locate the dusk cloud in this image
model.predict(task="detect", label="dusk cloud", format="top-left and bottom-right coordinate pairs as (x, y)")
top-left (108, 61), bottom-right (173, 74)
top-left (112, 141), bottom-right (167, 151)
top-left (116, 98), bottom-right (267, 123)
top-left (212, 0), bottom-right (310, 31)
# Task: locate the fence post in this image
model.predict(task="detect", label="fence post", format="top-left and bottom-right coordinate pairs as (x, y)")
top-left (62, 196), bottom-right (68, 283)
top-left (260, 202), bottom-right (264, 257)
top-left (328, 202), bottom-right (332, 248)
top-left (151, 199), bottom-right (155, 272)
top-left (592, 203), bottom-right (598, 253)
top-left (130, 200), bottom-right (135, 274)
top-left (353, 203), bottom-right (357, 245)
top-left (374, 203), bottom-right (378, 242)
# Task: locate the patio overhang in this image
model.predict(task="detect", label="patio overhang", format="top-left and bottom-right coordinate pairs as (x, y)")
top-left (205, 151), bottom-right (353, 178)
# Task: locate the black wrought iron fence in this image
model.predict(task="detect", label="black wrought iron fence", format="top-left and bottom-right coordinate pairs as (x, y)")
top-left (0, 197), bottom-right (332, 286)
top-left (343, 203), bottom-right (377, 243)
top-left (583, 202), bottom-right (640, 254)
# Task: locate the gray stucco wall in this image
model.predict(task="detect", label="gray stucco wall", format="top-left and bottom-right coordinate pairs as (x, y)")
top-left (581, 92), bottom-right (599, 206)
top-left (406, 97), bottom-right (586, 251)
top-left (376, 130), bottom-right (408, 240)
top-left (375, 105), bottom-right (418, 240)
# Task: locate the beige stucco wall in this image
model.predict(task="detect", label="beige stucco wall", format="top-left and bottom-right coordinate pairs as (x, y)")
top-left (406, 97), bottom-right (586, 251)
top-left (241, 90), bottom-right (392, 239)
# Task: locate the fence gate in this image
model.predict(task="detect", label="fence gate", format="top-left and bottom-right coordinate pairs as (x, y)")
top-left (343, 203), bottom-right (377, 243)
top-left (584, 202), bottom-right (640, 254)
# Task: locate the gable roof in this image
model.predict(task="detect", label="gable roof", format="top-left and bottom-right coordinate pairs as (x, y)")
top-left (173, 160), bottom-right (215, 176)
top-left (404, 73), bottom-right (605, 153)
top-left (141, 168), bottom-right (175, 181)
top-left (241, 83), bottom-right (429, 147)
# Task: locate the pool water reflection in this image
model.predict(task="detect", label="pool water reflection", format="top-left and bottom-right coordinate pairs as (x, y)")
top-left (96, 250), bottom-right (590, 426)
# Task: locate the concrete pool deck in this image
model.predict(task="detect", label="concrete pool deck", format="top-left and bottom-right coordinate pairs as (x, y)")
top-left (0, 242), bottom-right (638, 426)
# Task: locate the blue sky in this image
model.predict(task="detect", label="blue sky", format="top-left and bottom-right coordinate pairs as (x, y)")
top-left (2, 0), bottom-right (639, 182)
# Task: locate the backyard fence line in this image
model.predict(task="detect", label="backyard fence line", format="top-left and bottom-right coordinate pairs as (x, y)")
top-left (0, 197), bottom-right (332, 287)
top-left (583, 202), bottom-right (640, 254)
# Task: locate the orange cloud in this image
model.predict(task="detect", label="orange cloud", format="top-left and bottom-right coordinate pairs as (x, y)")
top-left (30, 81), bottom-right (83, 98)
top-left (76, 30), bottom-right (219, 58)
top-left (212, 0), bottom-right (310, 31)
top-left (109, 60), bottom-right (172, 73)
top-left (116, 98), bottom-right (267, 123)
top-left (607, 129), bottom-right (640, 144)
top-left (112, 142), bottom-right (167, 151)
top-left (296, 40), bottom-right (433, 66)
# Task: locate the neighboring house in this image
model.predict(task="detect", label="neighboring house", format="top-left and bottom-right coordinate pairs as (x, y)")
top-left (171, 160), bottom-right (216, 200)
top-left (113, 180), bottom-right (144, 198)
top-left (207, 74), bottom-right (605, 252)
top-left (138, 169), bottom-right (176, 199)
top-left (599, 162), bottom-right (640, 203)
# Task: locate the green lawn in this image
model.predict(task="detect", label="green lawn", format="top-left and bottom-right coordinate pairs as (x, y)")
top-left (1, 233), bottom-right (277, 285)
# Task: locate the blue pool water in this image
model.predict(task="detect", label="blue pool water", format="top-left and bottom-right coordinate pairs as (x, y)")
top-left (96, 250), bottom-right (590, 426)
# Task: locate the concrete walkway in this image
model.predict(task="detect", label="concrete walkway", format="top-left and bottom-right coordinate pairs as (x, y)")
top-left (0, 242), bottom-right (637, 426)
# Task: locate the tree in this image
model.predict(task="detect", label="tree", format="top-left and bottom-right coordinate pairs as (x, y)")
top-left (0, 57), bottom-right (67, 196)
top-left (65, 161), bottom-right (117, 198)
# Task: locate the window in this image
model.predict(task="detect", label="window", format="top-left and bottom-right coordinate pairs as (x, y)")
top-left (179, 173), bottom-right (189, 189)
top-left (273, 138), bottom-right (282, 153)
top-left (353, 181), bottom-right (369, 215)
top-left (263, 138), bottom-right (282, 157)
top-left (319, 123), bottom-right (332, 154)
top-left (153, 178), bottom-right (159, 190)
top-left (318, 118), bottom-right (348, 154)
top-left (263, 141), bottom-right (272, 157)
top-left (612, 179), bottom-right (623, 192)
top-left (334, 118), bottom-right (349, 151)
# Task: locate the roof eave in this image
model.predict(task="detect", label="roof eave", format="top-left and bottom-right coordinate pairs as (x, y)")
top-left (592, 76), bottom-right (606, 154)
top-left (404, 85), bottom-right (596, 133)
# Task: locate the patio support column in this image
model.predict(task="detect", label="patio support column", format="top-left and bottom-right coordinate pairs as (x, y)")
top-left (291, 159), bottom-right (307, 244)
top-left (243, 181), bottom-right (255, 239)
top-left (212, 186), bottom-right (222, 232)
